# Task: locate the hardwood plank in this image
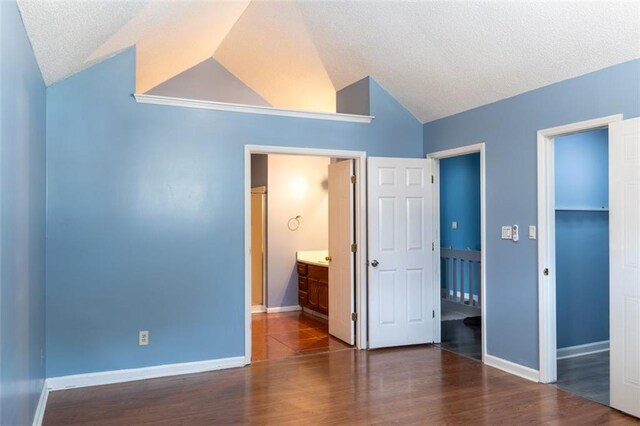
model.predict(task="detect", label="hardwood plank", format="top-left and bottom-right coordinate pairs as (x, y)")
top-left (43, 346), bottom-right (638, 425)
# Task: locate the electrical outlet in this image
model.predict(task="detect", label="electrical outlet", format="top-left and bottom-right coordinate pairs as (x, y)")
top-left (512, 225), bottom-right (519, 242)
top-left (451, 221), bottom-right (458, 230)
top-left (139, 330), bottom-right (149, 346)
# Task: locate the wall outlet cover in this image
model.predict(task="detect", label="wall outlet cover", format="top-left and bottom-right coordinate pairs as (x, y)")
top-left (451, 221), bottom-right (458, 230)
top-left (139, 330), bottom-right (149, 346)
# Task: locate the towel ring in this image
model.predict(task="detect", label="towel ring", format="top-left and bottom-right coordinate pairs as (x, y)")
top-left (288, 216), bottom-right (302, 231)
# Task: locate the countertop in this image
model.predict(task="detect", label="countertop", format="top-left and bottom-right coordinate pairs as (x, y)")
top-left (296, 250), bottom-right (329, 267)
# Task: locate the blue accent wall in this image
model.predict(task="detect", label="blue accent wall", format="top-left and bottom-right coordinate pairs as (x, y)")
top-left (555, 129), bottom-right (609, 210)
top-left (440, 153), bottom-right (481, 250)
top-left (439, 153), bottom-right (481, 296)
top-left (45, 48), bottom-right (423, 377)
top-left (424, 59), bottom-right (640, 369)
top-left (555, 129), bottom-right (609, 348)
top-left (0, 1), bottom-right (47, 424)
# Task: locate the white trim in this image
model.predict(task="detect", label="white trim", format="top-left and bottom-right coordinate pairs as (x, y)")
top-left (428, 143), bottom-right (487, 363)
top-left (245, 145), bottom-right (368, 365)
top-left (134, 94), bottom-right (375, 123)
top-left (537, 114), bottom-right (622, 384)
top-left (265, 305), bottom-right (302, 313)
top-left (32, 381), bottom-right (49, 426)
top-left (251, 305), bottom-right (266, 314)
top-left (557, 340), bottom-right (610, 360)
top-left (47, 356), bottom-right (246, 391)
top-left (485, 354), bottom-right (540, 383)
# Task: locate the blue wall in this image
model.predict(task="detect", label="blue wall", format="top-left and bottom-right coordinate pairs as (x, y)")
top-left (440, 153), bottom-right (481, 250)
top-left (0, 1), bottom-right (47, 424)
top-left (555, 129), bottom-right (609, 348)
top-left (555, 129), bottom-right (609, 209)
top-left (45, 48), bottom-right (423, 377)
top-left (424, 59), bottom-right (640, 369)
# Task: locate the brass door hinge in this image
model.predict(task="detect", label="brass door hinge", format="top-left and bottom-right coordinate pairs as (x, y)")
top-left (351, 243), bottom-right (357, 253)
top-left (351, 175), bottom-right (357, 184)
top-left (431, 175), bottom-right (434, 184)
top-left (351, 312), bottom-right (357, 321)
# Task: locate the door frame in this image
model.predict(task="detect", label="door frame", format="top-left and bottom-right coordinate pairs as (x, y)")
top-left (244, 145), bottom-right (367, 364)
top-left (427, 143), bottom-right (487, 362)
top-left (536, 114), bottom-right (623, 383)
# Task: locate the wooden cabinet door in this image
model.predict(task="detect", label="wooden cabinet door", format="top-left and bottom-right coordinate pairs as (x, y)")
top-left (318, 280), bottom-right (329, 315)
top-left (308, 278), bottom-right (319, 310)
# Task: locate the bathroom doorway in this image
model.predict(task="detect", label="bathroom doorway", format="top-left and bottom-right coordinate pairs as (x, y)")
top-left (246, 147), bottom-right (366, 362)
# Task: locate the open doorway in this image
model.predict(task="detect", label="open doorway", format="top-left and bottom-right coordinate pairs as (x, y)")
top-left (538, 114), bottom-right (640, 418)
top-left (246, 148), bottom-right (366, 363)
top-left (553, 128), bottom-right (610, 405)
top-left (437, 153), bottom-right (482, 360)
top-left (428, 144), bottom-right (487, 362)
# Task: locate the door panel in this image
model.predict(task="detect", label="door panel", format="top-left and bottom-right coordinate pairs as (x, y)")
top-left (308, 278), bottom-right (319, 310)
top-left (328, 160), bottom-right (355, 344)
top-left (368, 157), bottom-right (434, 349)
top-left (250, 191), bottom-right (265, 306)
top-left (610, 117), bottom-right (640, 418)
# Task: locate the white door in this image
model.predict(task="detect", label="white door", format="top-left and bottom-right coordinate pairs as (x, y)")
top-left (368, 157), bottom-right (434, 349)
top-left (610, 117), bottom-right (640, 417)
top-left (328, 160), bottom-right (355, 345)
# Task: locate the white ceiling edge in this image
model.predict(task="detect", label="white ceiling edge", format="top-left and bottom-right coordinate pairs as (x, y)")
top-left (420, 57), bottom-right (639, 124)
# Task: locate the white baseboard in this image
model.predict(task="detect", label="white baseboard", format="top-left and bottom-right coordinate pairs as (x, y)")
top-left (557, 340), bottom-right (609, 360)
top-left (251, 305), bottom-right (266, 314)
top-left (484, 354), bottom-right (540, 383)
top-left (32, 380), bottom-right (49, 426)
top-left (47, 356), bottom-right (246, 391)
top-left (266, 305), bottom-right (301, 313)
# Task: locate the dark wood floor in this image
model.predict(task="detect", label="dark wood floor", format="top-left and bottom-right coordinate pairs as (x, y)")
top-left (43, 346), bottom-right (638, 425)
top-left (557, 351), bottom-right (610, 405)
top-left (439, 318), bottom-right (482, 360)
top-left (251, 311), bottom-right (352, 361)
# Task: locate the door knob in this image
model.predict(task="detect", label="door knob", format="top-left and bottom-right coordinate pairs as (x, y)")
top-left (371, 259), bottom-right (379, 267)
top-left (325, 256), bottom-right (332, 262)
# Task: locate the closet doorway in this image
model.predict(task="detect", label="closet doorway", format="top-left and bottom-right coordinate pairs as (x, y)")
top-left (553, 128), bottom-right (610, 404)
top-left (538, 114), bottom-right (640, 418)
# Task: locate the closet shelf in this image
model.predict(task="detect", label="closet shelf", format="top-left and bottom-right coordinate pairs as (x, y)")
top-left (555, 207), bottom-right (609, 212)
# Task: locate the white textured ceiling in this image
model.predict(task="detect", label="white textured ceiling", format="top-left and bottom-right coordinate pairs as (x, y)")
top-left (17, 1), bottom-right (250, 92)
top-left (18, 1), bottom-right (640, 122)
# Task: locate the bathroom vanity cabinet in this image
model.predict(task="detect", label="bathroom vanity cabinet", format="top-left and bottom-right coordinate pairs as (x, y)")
top-left (297, 261), bottom-right (328, 316)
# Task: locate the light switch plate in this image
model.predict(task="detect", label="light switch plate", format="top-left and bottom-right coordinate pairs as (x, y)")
top-left (529, 225), bottom-right (537, 240)
top-left (452, 221), bottom-right (458, 230)
top-left (501, 226), bottom-right (512, 240)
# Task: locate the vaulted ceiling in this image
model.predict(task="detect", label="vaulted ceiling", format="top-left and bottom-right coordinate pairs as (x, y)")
top-left (17, 1), bottom-right (640, 122)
